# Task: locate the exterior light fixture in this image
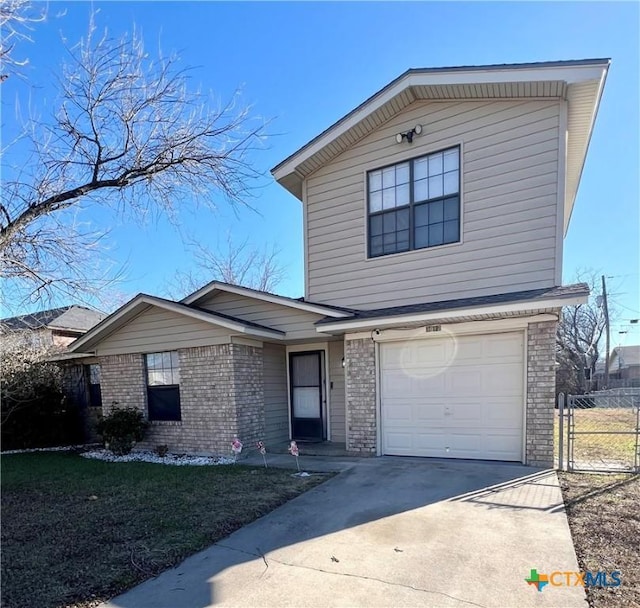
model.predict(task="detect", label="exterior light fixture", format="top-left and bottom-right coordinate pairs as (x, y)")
top-left (395, 124), bottom-right (422, 144)
top-left (341, 357), bottom-right (346, 368)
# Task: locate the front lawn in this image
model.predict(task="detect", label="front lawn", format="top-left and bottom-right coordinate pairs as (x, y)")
top-left (1, 452), bottom-right (329, 608)
top-left (560, 473), bottom-right (640, 607)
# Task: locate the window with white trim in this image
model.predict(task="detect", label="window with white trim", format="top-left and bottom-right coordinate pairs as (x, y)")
top-left (368, 146), bottom-right (460, 257)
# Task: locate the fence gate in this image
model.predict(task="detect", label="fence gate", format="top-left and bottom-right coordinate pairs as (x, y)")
top-left (558, 389), bottom-right (640, 473)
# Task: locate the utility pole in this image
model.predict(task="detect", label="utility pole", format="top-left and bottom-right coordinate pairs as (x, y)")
top-left (601, 275), bottom-right (611, 388)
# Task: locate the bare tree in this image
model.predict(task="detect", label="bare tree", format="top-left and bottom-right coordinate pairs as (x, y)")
top-left (1, 12), bottom-right (267, 307)
top-left (0, 0), bottom-right (46, 81)
top-left (556, 271), bottom-right (611, 394)
top-left (166, 235), bottom-right (287, 299)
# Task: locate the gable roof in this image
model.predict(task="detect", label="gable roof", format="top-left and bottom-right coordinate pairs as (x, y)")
top-left (68, 294), bottom-right (285, 353)
top-left (271, 58), bottom-right (609, 234)
top-left (611, 345), bottom-right (640, 368)
top-left (1, 306), bottom-right (105, 333)
top-left (315, 284), bottom-right (589, 332)
top-left (181, 280), bottom-right (352, 318)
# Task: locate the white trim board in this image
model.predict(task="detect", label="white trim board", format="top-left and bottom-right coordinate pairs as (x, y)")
top-left (344, 314), bottom-right (558, 342)
top-left (318, 298), bottom-right (582, 334)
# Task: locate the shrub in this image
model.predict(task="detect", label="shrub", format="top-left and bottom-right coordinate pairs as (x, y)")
top-left (1, 335), bottom-right (83, 450)
top-left (97, 406), bottom-right (148, 455)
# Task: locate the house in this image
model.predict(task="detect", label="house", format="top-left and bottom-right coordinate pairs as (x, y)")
top-left (66, 59), bottom-right (609, 467)
top-left (594, 345), bottom-right (640, 388)
top-left (1, 306), bottom-right (107, 440)
top-left (610, 346), bottom-right (640, 382)
top-left (1, 306), bottom-right (105, 348)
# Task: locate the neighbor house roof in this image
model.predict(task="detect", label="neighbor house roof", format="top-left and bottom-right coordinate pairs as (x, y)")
top-left (1, 306), bottom-right (105, 333)
top-left (271, 58), bottom-right (610, 235)
top-left (315, 284), bottom-right (589, 333)
top-left (69, 294), bottom-right (285, 353)
top-left (181, 281), bottom-right (353, 318)
top-left (611, 345), bottom-right (640, 368)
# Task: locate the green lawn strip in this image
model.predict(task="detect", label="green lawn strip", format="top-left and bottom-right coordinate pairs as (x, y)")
top-left (1, 453), bottom-right (331, 608)
top-left (559, 473), bottom-right (640, 608)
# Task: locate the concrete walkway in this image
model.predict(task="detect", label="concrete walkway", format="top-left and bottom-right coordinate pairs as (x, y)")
top-left (103, 458), bottom-right (585, 608)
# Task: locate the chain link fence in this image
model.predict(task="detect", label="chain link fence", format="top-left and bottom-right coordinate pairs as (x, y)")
top-left (557, 388), bottom-right (640, 473)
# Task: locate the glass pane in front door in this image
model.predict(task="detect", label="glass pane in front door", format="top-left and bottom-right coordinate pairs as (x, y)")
top-left (290, 352), bottom-right (323, 440)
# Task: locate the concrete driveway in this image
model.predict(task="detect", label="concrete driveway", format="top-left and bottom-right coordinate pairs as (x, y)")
top-left (103, 458), bottom-right (585, 608)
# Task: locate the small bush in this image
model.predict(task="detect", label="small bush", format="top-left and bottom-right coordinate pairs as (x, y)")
top-left (97, 406), bottom-right (148, 455)
top-left (155, 444), bottom-right (169, 457)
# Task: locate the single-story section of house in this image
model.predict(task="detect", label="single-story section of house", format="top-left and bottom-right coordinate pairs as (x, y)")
top-left (63, 281), bottom-right (589, 467)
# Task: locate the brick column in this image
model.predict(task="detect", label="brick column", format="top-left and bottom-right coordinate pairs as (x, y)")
top-left (345, 338), bottom-right (377, 454)
top-left (526, 320), bottom-right (557, 467)
top-left (100, 354), bottom-right (146, 415)
top-left (232, 343), bottom-right (265, 448)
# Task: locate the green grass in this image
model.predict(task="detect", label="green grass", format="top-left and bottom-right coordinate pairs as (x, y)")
top-left (1, 452), bottom-right (330, 608)
top-left (555, 407), bottom-right (638, 467)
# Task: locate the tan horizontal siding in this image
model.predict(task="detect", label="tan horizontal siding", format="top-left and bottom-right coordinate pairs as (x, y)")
top-left (329, 341), bottom-right (346, 443)
top-left (305, 98), bottom-right (560, 309)
top-left (199, 292), bottom-right (328, 340)
top-left (263, 343), bottom-right (289, 445)
top-left (96, 307), bottom-right (231, 355)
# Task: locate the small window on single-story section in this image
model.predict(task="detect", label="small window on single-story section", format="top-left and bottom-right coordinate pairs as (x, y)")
top-left (86, 363), bottom-right (102, 408)
top-left (145, 351), bottom-right (181, 421)
top-left (368, 146), bottom-right (460, 258)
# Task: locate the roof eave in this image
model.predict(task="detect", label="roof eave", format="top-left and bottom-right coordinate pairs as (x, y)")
top-left (316, 293), bottom-right (588, 334)
top-left (272, 60), bottom-right (610, 203)
top-left (69, 294), bottom-right (284, 352)
top-left (181, 281), bottom-right (351, 318)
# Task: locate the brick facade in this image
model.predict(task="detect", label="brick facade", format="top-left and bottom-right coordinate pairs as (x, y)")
top-left (345, 338), bottom-right (377, 454)
top-left (525, 320), bottom-right (557, 467)
top-left (99, 343), bottom-right (264, 455)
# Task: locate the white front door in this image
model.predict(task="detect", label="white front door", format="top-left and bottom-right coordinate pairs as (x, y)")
top-left (380, 332), bottom-right (524, 461)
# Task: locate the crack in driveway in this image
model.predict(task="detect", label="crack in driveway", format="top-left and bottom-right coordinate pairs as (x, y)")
top-left (214, 542), bottom-right (487, 608)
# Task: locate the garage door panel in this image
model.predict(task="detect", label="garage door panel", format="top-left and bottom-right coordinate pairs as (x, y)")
top-left (381, 332), bottom-right (524, 462)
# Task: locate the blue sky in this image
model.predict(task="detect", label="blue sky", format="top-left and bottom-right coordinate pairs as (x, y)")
top-left (3, 1), bottom-right (639, 343)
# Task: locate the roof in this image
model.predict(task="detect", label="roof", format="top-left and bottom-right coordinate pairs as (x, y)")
top-left (611, 345), bottom-right (640, 368)
top-left (69, 293), bottom-right (285, 353)
top-left (181, 280), bottom-right (353, 318)
top-left (315, 284), bottom-right (589, 332)
top-left (1, 306), bottom-right (105, 332)
top-left (271, 58), bottom-right (609, 235)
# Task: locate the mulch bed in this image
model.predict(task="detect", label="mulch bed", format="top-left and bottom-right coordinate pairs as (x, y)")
top-left (559, 472), bottom-right (640, 607)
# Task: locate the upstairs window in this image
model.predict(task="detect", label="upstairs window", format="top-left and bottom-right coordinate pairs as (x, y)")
top-left (145, 351), bottom-right (181, 421)
top-left (368, 146), bottom-right (460, 258)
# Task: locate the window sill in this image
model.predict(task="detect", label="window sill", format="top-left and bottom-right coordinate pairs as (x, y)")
top-left (149, 420), bottom-right (182, 426)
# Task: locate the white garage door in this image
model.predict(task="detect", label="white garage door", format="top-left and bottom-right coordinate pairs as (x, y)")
top-left (381, 332), bottom-right (524, 461)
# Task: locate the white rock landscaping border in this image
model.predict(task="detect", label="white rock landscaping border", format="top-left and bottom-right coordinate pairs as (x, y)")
top-left (81, 449), bottom-right (235, 466)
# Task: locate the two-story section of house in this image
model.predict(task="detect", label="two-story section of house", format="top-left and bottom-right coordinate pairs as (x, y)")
top-left (68, 59), bottom-right (609, 468)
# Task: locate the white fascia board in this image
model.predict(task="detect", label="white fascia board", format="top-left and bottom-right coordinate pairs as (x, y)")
top-left (69, 295), bottom-right (284, 352)
top-left (345, 314), bottom-right (558, 341)
top-left (182, 282), bottom-right (350, 318)
top-left (317, 295), bottom-right (587, 333)
top-left (273, 63), bottom-right (608, 181)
